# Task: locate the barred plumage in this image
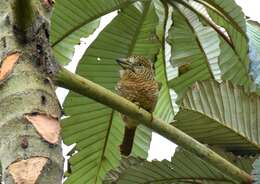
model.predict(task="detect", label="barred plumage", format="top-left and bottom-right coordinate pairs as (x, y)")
top-left (116, 55), bottom-right (160, 156)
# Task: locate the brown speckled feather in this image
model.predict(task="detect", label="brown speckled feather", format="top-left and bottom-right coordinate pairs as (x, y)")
top-left (116, 56), bottom-right (159, 156)
top-left (117, 80), bottom-right (159, 113)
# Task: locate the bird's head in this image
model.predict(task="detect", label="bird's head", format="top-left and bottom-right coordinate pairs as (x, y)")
top-left (116, 56), bottom-right (155, 80)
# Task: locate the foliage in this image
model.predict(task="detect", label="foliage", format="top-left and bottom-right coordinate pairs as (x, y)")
top-left (104, 147), bottom-right (256, 183)
top-left (50, 0), bottom-right (260, 183)
top-left (59, 1), bottom-right (174, 183)
top-left (173, 80), bottom-right (260, 154)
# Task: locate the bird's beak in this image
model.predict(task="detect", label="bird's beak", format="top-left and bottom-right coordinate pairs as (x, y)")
top-left (116, 58), bottom-right (132, 70)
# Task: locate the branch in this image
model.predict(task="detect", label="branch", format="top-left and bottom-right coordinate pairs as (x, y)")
top-left (11, 0), bottom-right (35, 32)
top-left (54, 67), bottom-right (252, 184)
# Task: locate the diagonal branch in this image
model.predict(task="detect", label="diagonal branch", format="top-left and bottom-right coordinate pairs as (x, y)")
top-left (54, 67), bottom-right (252, 184)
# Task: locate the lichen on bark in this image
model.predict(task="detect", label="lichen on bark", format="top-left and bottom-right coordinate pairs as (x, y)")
top-left (0, 0), bottom-right (63, 183)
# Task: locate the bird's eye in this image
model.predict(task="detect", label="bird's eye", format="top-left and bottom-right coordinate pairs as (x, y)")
top-left (138, 63), bottom-right (142, 66)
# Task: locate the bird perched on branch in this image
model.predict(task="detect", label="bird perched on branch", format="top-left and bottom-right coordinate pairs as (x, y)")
top-left (116, 55), bottom-right (160, 156)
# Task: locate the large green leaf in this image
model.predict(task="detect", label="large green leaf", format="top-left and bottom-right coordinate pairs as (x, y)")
top-left (62, 2), bottom-right (165, 183)
top-left (201, 0), bottom-right (250, 68)
top-left (190, 2), bottom-right (252, 88)
top-left (154, 51), bottom-right (175, 121)
top-left (186, 0), bottom-right (249, 68)
top-left (167, 0), bottom-right (254, 102)
top-left (51, 0), bottom-right (138, 65)
top-left (190, 2), bottom-right (252, 87)
top-left (167, 3), bottom-right (220, 99)
top-left (153, 1), bottom-right (175, 120)
top-left (218, 36), bottom-right (252, 87)
top-left (183, 1), bottom-right (252, 87)
top-left (104, 147), bottom-right (256, 183)
top-left (154, 2), bottom-right (180, 113)
top-left (197, 0), bottom-right (253, 89)
top-left (172, 80), bottom-right (260, 154)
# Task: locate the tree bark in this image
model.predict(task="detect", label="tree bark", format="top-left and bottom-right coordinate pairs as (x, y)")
top-left (0, 0), bottom-right (63, 183)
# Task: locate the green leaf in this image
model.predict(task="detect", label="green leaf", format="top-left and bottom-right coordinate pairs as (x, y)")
top-left (104, 147), bottom-right (255, 183)
top-left (62, 2), bottom-right (162, 183)
top-left (173, 80), bottom-right (260, 154)
top-left (203, 0), bottom-right (250, 69)
top-left (153, 1), bottom-right (175, 121)
top-left (154, 51), bottom-right (175, 121)
top-left (252, 156), bottom-right (260, 184)
top-left (167, 4), bottom-right (220, 99)
top-left (51, 0), bottom-right (138, 65)
top-left (198, 0), bottom-right (246, 30)
top-left (183, 1), bottom-right (252, 89)
top-left (218, 37), bottom-right (252, 87)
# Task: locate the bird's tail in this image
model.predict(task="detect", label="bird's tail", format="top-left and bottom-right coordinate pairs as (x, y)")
top-left (120, 126), bottom-right (136, 156)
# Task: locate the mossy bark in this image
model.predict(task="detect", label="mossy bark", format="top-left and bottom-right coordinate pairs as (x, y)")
top-left (0, 0), bottom-right (63, 183)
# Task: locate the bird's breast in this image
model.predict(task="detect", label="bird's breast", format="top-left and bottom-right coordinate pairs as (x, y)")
top-left (116, 79), bottom-right (159, 112)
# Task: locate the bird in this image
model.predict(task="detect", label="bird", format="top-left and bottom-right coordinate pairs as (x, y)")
top-left (115, 55), bottom-right (160, 156)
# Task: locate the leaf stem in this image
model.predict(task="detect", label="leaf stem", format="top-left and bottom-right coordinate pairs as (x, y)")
top-left (54, 67), bottom-right (252, 184)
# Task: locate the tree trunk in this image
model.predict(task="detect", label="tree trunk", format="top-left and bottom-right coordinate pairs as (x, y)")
top-left (0, 0), bottom-right (63, 183)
